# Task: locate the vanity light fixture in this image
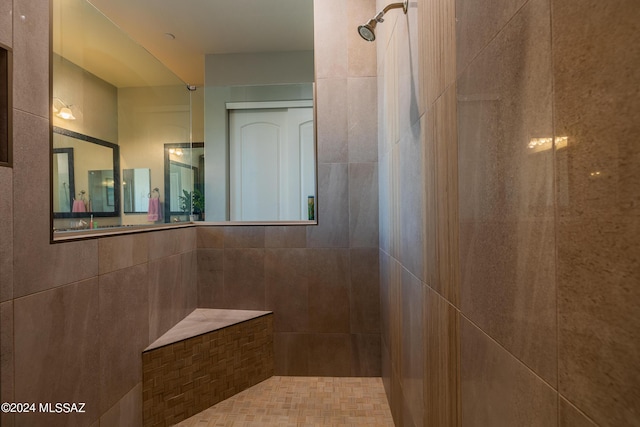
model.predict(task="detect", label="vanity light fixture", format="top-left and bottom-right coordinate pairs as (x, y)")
top-left (52, 97), bottom-right (76, 120)
top-left (358, 1), bottom-right (408, 42)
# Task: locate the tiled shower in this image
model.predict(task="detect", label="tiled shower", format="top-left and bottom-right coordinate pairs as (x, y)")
top-left (0, 0), bottom-right (638, 426)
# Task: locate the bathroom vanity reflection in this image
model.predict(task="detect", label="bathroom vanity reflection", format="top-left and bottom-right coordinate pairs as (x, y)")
top-left (52, 127), bottom-right (120, 219)
top-left (51, 0), bottom-right (316, 237)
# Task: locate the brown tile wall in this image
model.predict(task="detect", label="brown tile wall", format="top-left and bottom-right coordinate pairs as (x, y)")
top-left (0, 1), bottom-right (380, 426)
top-left (142, 314), bottom-right (274, 427)
top-left (195, 0), bottom-right (381, 378)
top-left (379, 0), bottom-right (639, 426)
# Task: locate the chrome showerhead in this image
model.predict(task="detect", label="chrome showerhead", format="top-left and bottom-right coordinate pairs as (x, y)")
top-left (357, 1), bottom-right (408, 42)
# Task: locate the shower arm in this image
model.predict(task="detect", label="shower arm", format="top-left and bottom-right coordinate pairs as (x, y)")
top-left (371, 2), bottom-right (408, 24)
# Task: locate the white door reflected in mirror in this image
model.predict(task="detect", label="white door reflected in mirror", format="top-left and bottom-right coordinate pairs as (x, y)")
top-left (229, 105), bottom-right (315, 221)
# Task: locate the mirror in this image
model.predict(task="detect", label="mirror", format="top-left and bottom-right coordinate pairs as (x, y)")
top-left (52, 127), bottom-right (120, 219)
top-left (123, 168), bottom-right (151, 213)
top-left (52, 0), bottom-right (315, 235)
top-left (164, 143), bottom-right (204, 222)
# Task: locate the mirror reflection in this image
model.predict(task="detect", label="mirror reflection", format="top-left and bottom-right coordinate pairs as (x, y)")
top-left (122, 168), bottom-right (151, 213)
top-left (52, 127), bottom-right (120, 221)
top-left (52, 0), bottom-right (315, 235)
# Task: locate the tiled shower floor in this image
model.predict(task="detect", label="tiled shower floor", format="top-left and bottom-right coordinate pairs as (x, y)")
top-left (174, 376), bottom-right (394, 426)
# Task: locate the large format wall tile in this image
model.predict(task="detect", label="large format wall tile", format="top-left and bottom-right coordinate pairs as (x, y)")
top-left (455, 0), bottom-right (528, 75)
top-left (1, 301), bottom-right (13, 427)
top-left (461, 318), bottom-right (557, 427)
top-left (100, 384), bottom-right (143, 427)
top-left (401, 268), bottom-right (424, 427)
top-left (398, 121), bottom-right (426, 282)
top-left (0, 0), bottom-right (11, 47)
top-left (351, 333), bottom-right (381, 376)
top-left (148, 254), bottom-right (186, 342)
top-left (424, 287), bottom-right (460, 427)
top-left (307, 163), bottom-right (349, 248)
top-left (348, 77), bottom-right (378, 163)
top-left (316, 79), bottom-right (348, 164)
top-left (559, 398), bottom-right (598, 427)
top-left (314, 0), bottom-right (348, 79)
top-left (433, 87), bottom-right (459, 306)
top-left (457, 0), bottom-right (557, 385)
top-left (12, 111), bottom-right (99, 297)
top-left (349, 162), bottom-right (379, 247)
top-left (265, 248), bottom-right (309, 332)
top-left (0, 168), bottom-right (12, 302)
top-left (98, 233), bottom-right (149, 275)
top-left (553, 0), bottom-right (640, 425)
top-left (347, 0), bottom-right (377, 77)
top-left (99, 264), bottom-right (149, 413)
top-left (12, 0), bottom-right (48, 118)
top-left (421, 0), bottom-right (456, 106)
top-left (556, 218), bottom-right (640, 426)
top-left (307, 249), bottom-right (350, 333)
top-left (350, 247), bottom-right (380, 334)
top-left (222, 248), bottom-right (265, 310)
top-left (14, 279), bottom-right (100, 427)
top-left (197, 249), bottom-right (224, 307)
top-left (307, 333), bottom-right (352, 376)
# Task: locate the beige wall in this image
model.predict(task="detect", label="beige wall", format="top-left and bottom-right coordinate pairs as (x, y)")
top-left (379, 0), bottom-right (640, 426)
top-left (0, 1), bottom-right (380, 426)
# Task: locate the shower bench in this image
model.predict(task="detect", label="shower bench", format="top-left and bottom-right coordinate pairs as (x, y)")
top-left (142, 309), bottom-right (274, 427)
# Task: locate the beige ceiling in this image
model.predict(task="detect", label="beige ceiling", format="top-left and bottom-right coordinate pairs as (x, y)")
top-left (54, 0), bottom-right (314, 87)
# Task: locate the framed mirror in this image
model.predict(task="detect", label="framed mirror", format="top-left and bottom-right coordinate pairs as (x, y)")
top-left (52, 127), bottom-right (120, 219)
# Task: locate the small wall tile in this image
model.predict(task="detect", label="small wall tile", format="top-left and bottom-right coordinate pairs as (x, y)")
top-left (460, 318), bottom-right (557, 427)
top-left (307, 249), bottom-right (350, 333)
top-left (99, 264), bottom-right (149, 413)
top-left (265, 249), bottom-right (308, 332)
top-left (316, 79), bottom-right (348, 164)
top-left (349, 162), bottom-right (379, 248)
top-left (348, 78), bottom-right (378, 163)
top-left (350, 247), bottom-right (380, 334)
top-left (14, 279), bottom-right (100, 427)
top-left (222, 249), bottom-right (265, 310)
top-left (307, 163), bottom-right (349, 248)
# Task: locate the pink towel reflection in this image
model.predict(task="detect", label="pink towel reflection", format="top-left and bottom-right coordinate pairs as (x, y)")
top-left (148, 198), bottom-right (161, 222)
top-left (72, 200), bottom-right (86, 213)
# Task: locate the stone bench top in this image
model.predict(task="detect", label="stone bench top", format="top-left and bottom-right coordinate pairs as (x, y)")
top-left (145, 308), bottom-right (273, 352)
